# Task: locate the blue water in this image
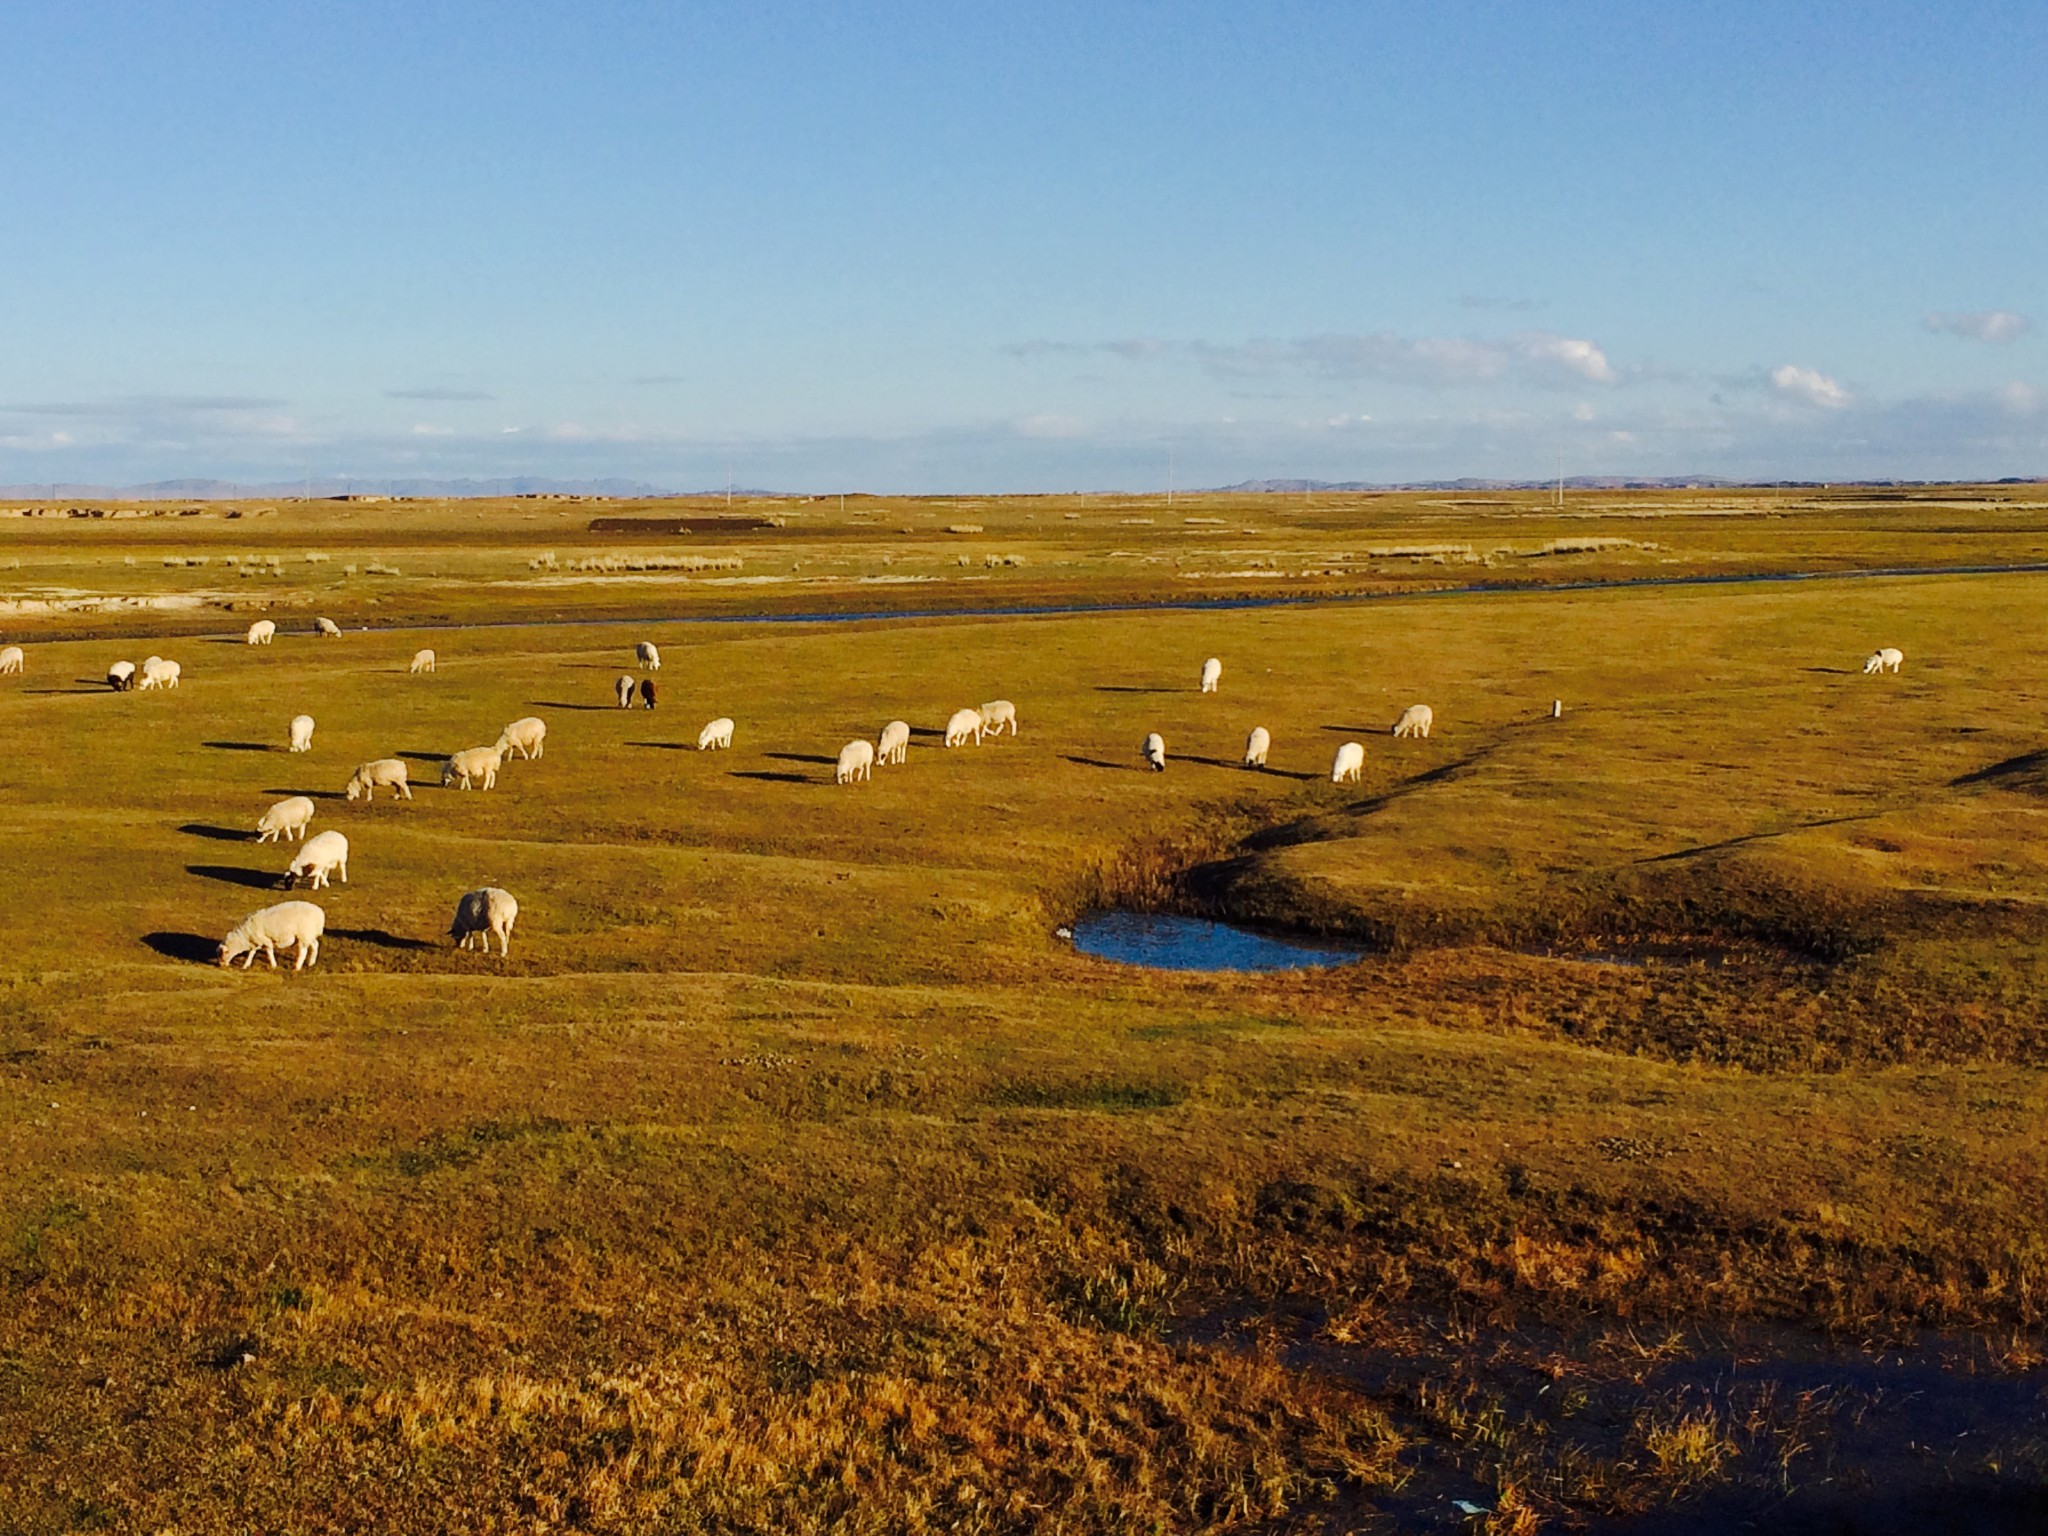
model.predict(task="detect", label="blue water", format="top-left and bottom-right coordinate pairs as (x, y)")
top-left (1072, 910), bottom-right (1362, 972)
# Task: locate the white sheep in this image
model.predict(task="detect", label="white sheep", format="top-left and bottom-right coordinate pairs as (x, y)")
top-left (256, 795), bottom-right (316, 843)
top-left (636, 641), bottom-right (661, 671)
top-left (1244, 726), bottom-right (1271, 768)
top-left (877, 719), bottom-right (909, 764)
top-left (497, 716), bottom-right (546, 761)
top-left (315, 616), bottom-right (342, 637)
top-left (1864, 647), bottom-right (1904, 675)
top-left (219, 899), bottom-right (325, 971)
top-left (106, 660), bottom-right (136, 691)
top-left (1552, 699), bottom-right (1563, 719)
top-left (1393, 704), bottom-right (1434, 739)
top-left (1142, 732), bottom-right (1167, 771)
top-left (288, 714), bottom-right (315, 753)
top-left (0, 645), bottom-right (25, 676)
top-left (1331, 741), bottom-right (1365, 783)
top-left (1200, 656), bottom-right (1222, 694)
top-left (442, 745), bottom-right (503, 790)
top-left (409, 648), bottom-right (436, 674)
top-left (450, 887), bottom-right (518, 955)
top-left (286, 829), bottom-right (349, 890)
top-left (945, 707), bottom-right (984, 747)
top-left (345, 758), bottom-right (412, 801)
top-left (615, 674), bottom-right (636, 708)
top-left (136, 657), bottom-right (181, 689)
top-left (246, 619), bottom-right (276, 645)
top-left (980, 699), bottom-right (1018, 737)
top-left (835, 738), bottom-right (875, 783)
top-left (697, 716), bottom-right (735, 751)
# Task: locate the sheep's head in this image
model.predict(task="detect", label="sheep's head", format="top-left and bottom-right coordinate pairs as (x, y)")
top-left (218, 931), bottom-right (251, 967)
top-left (345, 777), bottom-right (364, 800)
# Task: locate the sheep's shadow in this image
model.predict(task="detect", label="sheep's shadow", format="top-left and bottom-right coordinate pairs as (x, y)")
top-left (766, 751), bottom-right (836, 766)
top-left (1094, 685), bottom-right (1186, 694)
top-left (29, 686), bottom-right (121, 696)
top-left (530, 700), bottom-right (615, 712)
top-left (1064, 754), bottom-right (1139, 772)
top-left (397, 750), bottom-right (446, 763)
top-left (730, 770), bottom-right (813, 785)
top-left (626, 740), bottom-right (690, 750)
top-left (329, 926), bottom-right (436, 952)
top-left (142, 931), bottom-right (220, 963)
top-left (203, 741), bottom-right (274, 753)
top-left (908, 725), bottom-right (947, 739)
top-left (264, 788), bottom-right (347, 801)
top-left (188, 863), bottom-right (285, 890)
top-left (1954, 749), bottom-right (2048, 788)
top-left (1320, 724), bottom-right (1386, 735)
top-left (179, 822), bottom-right (252, 842)
top-left (1804, 666), bottom-right (1857, 675)
top-left (1183, 754), bottom-right (1318, 781)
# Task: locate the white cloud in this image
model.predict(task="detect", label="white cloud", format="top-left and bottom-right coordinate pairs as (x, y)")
top-left (1924, 310), bottom-right (2031, 343)
top-left (1015, 412), bottom-right (1088, 439)
top-left (1007, 329), bottom-right (1617, 389)
top-left (411, 423), bottom-right (454, 437)
top-left (1511, 332), bottom-right (1615, 383)
top-left (1770, 364), bottom-right (1852, 409)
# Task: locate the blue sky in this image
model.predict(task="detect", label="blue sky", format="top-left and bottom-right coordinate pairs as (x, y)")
top-left (2, 1), bottom-right (2042, 491)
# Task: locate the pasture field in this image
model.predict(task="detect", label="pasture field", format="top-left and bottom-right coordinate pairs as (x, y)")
top-left (4, 487), bottom-right (2048, 1531)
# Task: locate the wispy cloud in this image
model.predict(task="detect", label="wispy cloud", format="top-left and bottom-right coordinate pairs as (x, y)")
top-left (2, 394), bottom-right (286, 416)
top-left (1458, 294), bottom-right (1544, 313)
top-left (1769, 364), bottom-right (1852, 409)
top-left (1923, 310), bottom-right (2031, 344)
top-left (1007, 330), bottom-right (1617, 387)
top-left (384, 387), bottom-right (495, 401)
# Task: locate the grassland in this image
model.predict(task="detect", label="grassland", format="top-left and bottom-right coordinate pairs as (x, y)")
top-left (3, 486), bottom-right (2047, 1531)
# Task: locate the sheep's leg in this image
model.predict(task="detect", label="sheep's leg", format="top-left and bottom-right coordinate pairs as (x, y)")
top-left (261, 943), bottom-right (277, 970)
top-left (339, 862), bottom-right (347, 884)
top-left (399, 783), bottom-right (412, 799)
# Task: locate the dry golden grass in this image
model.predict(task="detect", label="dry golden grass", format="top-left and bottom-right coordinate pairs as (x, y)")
top-left (3, 486), bottom-right (2047, 1529)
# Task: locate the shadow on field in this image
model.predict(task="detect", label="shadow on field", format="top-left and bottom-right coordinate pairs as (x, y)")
top-left (1635, 812), bottom-right (1878, 865)
top-left (29, 686), bottom-right (116, 696)
top-left (142, 932), bottom-right (221, 963)
top-left (179, 822), bottom-right (252, 842)
top-left (188, 864), bottom-right (285, 890)
top-left (766, 751), bottom-right (835, 766)
top-left (731, 770), bottom-right (812, 785)
top-left (1953, 749), bottom-right (2048, 788)
top-left (1095, 684), bottom-right (1186, 694)
top-left (265, 787), bottom-right (346, 801)
top-left (1804, 666), bottom-right (1858, 675)
top-left (1184, 754), bottom-right (1320, 780)
top-left (330, 926), bottom-right (436, 952)
top-left (909, 725), bottom-right (946, 738)
top-left (398, 750), bottom-right (446, 764)
top-left (531, 700), bottom-right (614, 712)
top-left (626, 741), bottom-right (689, 750)
top-left (204, 741), bottom-right (273, 752)
top-left (1065, 754), bottom-right (1140, 772)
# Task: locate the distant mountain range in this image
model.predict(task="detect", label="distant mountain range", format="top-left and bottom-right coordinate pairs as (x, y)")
top-left (0, 476), bottom-right (695, 500)
top-left (1219, 476), bottom-right (2046, 492)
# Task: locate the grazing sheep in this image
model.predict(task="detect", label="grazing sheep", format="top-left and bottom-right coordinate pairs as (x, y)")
top-left (315, 617), bottom-right (342, 637)
top-left (698, 717), bottom-right (735, 751)
top-left (1244, 726), bottom-right (1271, 768)
top-left (1392, 704), bottom-right (1434, 739)
top-left (106, 660), bottom-right (136, 692)
top-left (450, 887), bottom-right (518, 955)
top-left (636, 641), bottom-right (661, 671)
top-left (256, 795), bottom-right (316, 843)
top-left (615, 674), bottom-right (636, 708)
top-left (836, 738), bottom-right (875, 784)
top-left (345, 758), bottom-right (412, 801)
top-left (980, 699), bottom-right (1018, 737)
top-left (1142, 732), bottom-right (1167, 771)
top-left (1200, 656), bottom-right (1222, 694)
top-left (286, 829), bottom-right (349, 890)
top-left (0, 645), bottom-right (24, 676)
top-left (219, 899), bottom-right (326, 971)
top-left (245, 619), bottom-right (276, 645)
top-left (1864, 647), bottom-right (1904, 675)
top-left (1331, 741), bottom-right (1365, 783)
top-left (497, 716), bottom-right (547, 760)
top-left (877, 719), bottom-right (910, 765)
top-left (287, 713), bottom-right (316, 752)
top-left (136, 657), bottom-right (180, 689)
top-left (442, 745), bottom-right (503, 790)
top-left (945, 707), bottom-right (984, 747)
top-left (409, 648), bottom-right (436, 674)
top-left (639, 677), bottom-right (657, 709)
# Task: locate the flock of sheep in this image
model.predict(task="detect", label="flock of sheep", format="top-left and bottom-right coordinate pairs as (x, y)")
top-left (0, 613), bottom-right (1914, 976)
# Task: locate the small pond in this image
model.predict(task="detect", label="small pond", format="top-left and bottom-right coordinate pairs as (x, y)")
top-left (1070, 910), bottom-right (1363, 972)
